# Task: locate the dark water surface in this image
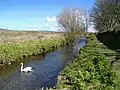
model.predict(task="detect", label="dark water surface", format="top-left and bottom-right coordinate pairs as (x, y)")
top-left (0, 37), bottom-right (85, 90)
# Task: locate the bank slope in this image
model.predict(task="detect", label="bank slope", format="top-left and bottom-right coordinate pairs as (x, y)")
top-left (56, 34), bottom-right (120, 90)
top-left (0, 37), bottom-right (66, 66)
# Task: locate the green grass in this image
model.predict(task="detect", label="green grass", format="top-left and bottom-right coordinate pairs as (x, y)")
top-left (0, 37), bottom-right (66, 66)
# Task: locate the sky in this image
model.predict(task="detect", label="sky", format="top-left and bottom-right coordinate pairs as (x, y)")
top-left (0, 0), bottom-right (95, 32)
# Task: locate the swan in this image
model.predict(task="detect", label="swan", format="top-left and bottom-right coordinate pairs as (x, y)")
top-left (20, 62), bottom-right (33, 72)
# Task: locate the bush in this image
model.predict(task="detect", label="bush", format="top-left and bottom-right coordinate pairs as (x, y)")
top-left (56, 34), bottom-right (119, 90)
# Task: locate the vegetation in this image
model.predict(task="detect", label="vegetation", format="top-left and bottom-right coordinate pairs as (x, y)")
top-left (91, 0), bottom-right (120, 51)
top-left (57, 8), bottom-right (89, 43)
top-left (91, 0), bottom-right (120, 33)
top-left (50, 1), bottom-right (120, 90)
top-left (56, 34), bottom-right (120, 90)
top-left (0, 30), bottom-right (64, 43)
top-left (0, 37), bottom-right (66, 66)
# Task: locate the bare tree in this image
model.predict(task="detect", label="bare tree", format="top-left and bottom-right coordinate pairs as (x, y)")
top-left (58, 8), bottom-right (87, 32)
top-left (83, 10), bottom-right (91, 36)
top-left (57, 8), bottom-right (89, 42)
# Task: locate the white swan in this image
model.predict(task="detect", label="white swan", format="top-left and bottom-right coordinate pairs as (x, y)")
top-left (20, 62), bottom-right (33, 72)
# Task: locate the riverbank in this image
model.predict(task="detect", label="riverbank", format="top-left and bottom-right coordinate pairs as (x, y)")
top-left (56, 34), bottom-right (120, 90)
top-left (0, 37), bottom-right (66, 67)
top-left (0, 30), bottom-right (66, 67)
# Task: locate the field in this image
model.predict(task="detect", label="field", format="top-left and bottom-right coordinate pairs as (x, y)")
top-left (0, 30), bottom-right (64, 43)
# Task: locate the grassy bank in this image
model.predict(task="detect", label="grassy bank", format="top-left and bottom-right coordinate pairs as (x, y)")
top-left (0, 37), bottom-right (66, 66)
top-left (56, 34), bottom-right (120, 90)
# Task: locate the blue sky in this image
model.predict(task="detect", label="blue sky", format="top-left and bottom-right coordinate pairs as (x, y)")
top-left (0, 0), bottom-right (95, 31)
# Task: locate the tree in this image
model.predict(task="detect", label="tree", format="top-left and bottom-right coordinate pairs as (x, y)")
top-left (57, 8), bottom-right (88, 43)
top-left (91, 0), bottom-right (120, 33)
top-left (58, 8), bottom-right (84, 32)
top-left (84, 10), bottom-right (91, 36)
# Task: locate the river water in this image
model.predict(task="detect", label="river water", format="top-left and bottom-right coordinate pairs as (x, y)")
top-left (0, 37), bottom-right (86, 90)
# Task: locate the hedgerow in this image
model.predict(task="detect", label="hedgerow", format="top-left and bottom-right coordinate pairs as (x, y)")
top-left (56, 34), bottom-right (120, 90)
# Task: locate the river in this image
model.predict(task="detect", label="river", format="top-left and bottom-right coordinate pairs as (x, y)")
top-left (0, 37), bottom-right (86, 90)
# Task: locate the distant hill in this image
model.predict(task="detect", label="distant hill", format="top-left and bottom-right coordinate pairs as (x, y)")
top-left (0, 28), bottom-right (8, 31)
top-left (0, 28), bottom-right (64, 34)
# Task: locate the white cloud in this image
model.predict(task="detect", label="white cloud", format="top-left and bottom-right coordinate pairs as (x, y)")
top-left (39, 16), bottom-right (59, 31)
top-left (46, 16), bottom-right (56, 22)
top-left (88, 25), bottom-right (97, 33)
top-left (54, 23), bottom-right (58, 27)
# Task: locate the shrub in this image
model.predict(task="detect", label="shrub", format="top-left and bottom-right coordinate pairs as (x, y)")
top-left (56, 34), bottom-right (119, 90)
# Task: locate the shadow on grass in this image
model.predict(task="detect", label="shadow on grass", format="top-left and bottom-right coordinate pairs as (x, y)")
top-left (96, 31), bottom-right (120, 51)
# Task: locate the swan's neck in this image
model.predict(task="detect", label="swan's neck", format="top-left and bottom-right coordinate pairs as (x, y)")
top-left (21, 63), bottom-right (23, 72)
